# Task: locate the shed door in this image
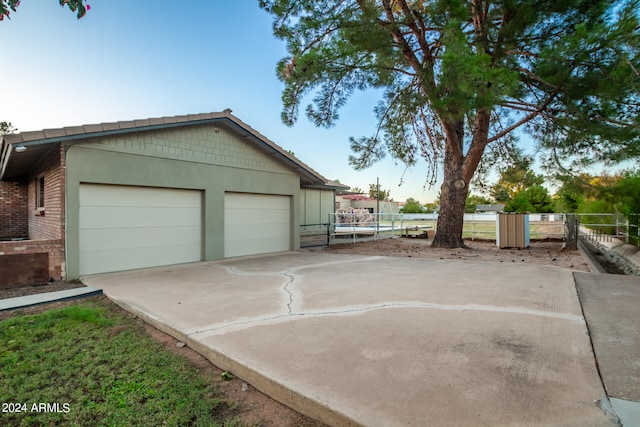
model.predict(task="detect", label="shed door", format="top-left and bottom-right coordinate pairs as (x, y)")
top-left (79, 184), bottom-right (202, 275)
top-left (224, 193), bottom-right (291, 257)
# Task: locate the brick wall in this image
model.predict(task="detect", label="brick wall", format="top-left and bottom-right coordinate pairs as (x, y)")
top-left (27, 144), bottom-right (65, 240)
top-left (0, 143), bottom-right (67, 283)
top-left (0, 239), bottom-right (65, 282)
top-left (0, 178), bottom-right (28, 238)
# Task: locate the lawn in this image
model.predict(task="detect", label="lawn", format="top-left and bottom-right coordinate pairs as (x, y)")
top-left (0, 299), bottom-right (245, 427)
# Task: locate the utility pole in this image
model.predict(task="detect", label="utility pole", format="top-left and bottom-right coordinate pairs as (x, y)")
top-left (376, 177), bottom-right (380, 231)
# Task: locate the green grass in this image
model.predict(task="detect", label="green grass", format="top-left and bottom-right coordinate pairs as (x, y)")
top-left (0, 299), bottom-right (245, 427)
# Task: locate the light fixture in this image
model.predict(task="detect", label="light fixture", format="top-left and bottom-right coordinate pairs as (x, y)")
top-left (14, 146), bottom-right (27, 153)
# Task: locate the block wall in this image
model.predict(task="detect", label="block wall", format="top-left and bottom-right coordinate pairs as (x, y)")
top-left (0, 239), bottom-right (65, 282)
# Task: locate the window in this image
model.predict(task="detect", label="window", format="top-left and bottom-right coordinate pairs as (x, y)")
top-left (36, 175), bottom-right (45, 210)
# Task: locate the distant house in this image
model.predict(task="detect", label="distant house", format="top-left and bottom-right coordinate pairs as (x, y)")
top-left (0, 111), bottom-right (343, 285)
top-left (475, 204), bottom-right (506, 214)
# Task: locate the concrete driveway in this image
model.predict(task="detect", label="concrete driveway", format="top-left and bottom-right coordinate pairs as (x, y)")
top-left (83, 252), bottom-right (617, 426)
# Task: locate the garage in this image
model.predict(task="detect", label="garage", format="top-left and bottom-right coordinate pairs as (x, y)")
top-left (224, 192), bottom-right (291, 257)
top-left (79, 184), bottom-right (202, 275)
top-left (1, 111), bottom-right (345, 280)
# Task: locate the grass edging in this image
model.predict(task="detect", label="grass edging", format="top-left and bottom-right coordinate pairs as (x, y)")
top-left (0, 298), bottom-right (244, 427)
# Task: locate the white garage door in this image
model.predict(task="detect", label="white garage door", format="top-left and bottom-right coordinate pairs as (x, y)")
top-left (79, 184), bottom-right (202, 275)
top-left (224, 193), bottom-right (291, 257)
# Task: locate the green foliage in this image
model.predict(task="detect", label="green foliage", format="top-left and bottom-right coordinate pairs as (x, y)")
top-left (490, 153), bottom-right (553, 212)
top-left (1, 1), bottom-right (90, 20)
top-left (423, 202), bottom-right (439, 213)
top-left (368, 183), bottom-right (390, 200)
top-left (553, 173), bottom-right (594, 212)
top-left (491, 155), bottom-right (543, 202)
top-left (535, 1), bottom-right (640, 169)
top-left (465, 194), bottom-right (492, 213)
top-left (504, 185), bottom-right (554, 213)
top-left (504, 194), bottom-right (534, 213)
top-left (262, 0), bottom-right (640, 170)
top-left (349, 186), bottom-right (363, 194)
top-left (575, 170), bottom-right (640, 216)
top-left (0, 121), bottom-right (16, 135)
top-left (579, 198), bottom-right (616, 214)
top-left (400, 198), bottom-right (425, 213)
top-left (615, 170), bottom-right (640, 215)
top-left (0, 300), bottom-right (240, 426)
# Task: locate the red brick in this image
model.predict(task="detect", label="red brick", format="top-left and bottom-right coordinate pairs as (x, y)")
top-left (0, 239), bottom-right (64, 281)
top-left (0, 179), bottom-right (28, 238)
top-left (27, 144), bottom-right (65, 240)
top-left (0, 144), bottom-right (67, 280)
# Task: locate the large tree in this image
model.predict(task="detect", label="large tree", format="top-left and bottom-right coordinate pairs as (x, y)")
top-left (261, 0), bottom-right (640, 247)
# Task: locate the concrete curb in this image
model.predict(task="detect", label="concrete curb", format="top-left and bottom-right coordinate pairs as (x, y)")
top-left (0, 286), bottom-right (103, 311)
top-left (577, 240), bottom-right (608, 274)
top-left (578, 227), bottom-right (640, 275)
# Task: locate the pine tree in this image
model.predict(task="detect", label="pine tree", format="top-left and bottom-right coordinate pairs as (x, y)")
top-left (261, 0), bottom-right (640, 247)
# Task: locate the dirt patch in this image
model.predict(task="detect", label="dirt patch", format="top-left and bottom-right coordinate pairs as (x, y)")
top-left (310, 237), bottom-right (591, 272)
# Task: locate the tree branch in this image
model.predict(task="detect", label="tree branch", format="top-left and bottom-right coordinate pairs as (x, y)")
top-left (517, 67), bottom-right (559, 90)
top-left (370, 0), bottom-right (424, 77)
top-left (488, 90), bottom-right (560, 144)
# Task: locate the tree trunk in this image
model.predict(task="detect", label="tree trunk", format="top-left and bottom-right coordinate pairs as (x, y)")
top-left (432, 120), bottom-right (469, 248)
top-left (431, 112), bottom-right (490, 248)
top-left (432, 159), bottom-right (469, 248)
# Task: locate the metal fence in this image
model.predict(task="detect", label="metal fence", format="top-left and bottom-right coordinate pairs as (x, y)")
top-left (328, 212), bottom-right (403, 245)
top-left (300, 223), bottom-right (331, 248)
top-left (626, 213), bottom-right (638, 246)
top-left (578, 213), bottom-right (639, 247)
top-left (303, 212), bottom-right (639, 247)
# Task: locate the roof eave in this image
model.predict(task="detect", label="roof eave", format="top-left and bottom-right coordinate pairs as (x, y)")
top-left (0, 112), bottom-right (329, 185)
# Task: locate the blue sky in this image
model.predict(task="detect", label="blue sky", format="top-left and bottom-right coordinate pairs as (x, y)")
top-left (1, 1), bottom-right (445, 202)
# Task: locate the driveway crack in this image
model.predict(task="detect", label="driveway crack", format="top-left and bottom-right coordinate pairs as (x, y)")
top-left (283, 271), bottom-right (294, 315)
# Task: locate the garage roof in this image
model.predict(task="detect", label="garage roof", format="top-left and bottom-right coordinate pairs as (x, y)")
top-left (0, 110), bottom-right (341, 188)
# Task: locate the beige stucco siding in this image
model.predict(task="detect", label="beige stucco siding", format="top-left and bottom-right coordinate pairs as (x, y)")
top-left (64, 124), bottom-right (300, 279)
